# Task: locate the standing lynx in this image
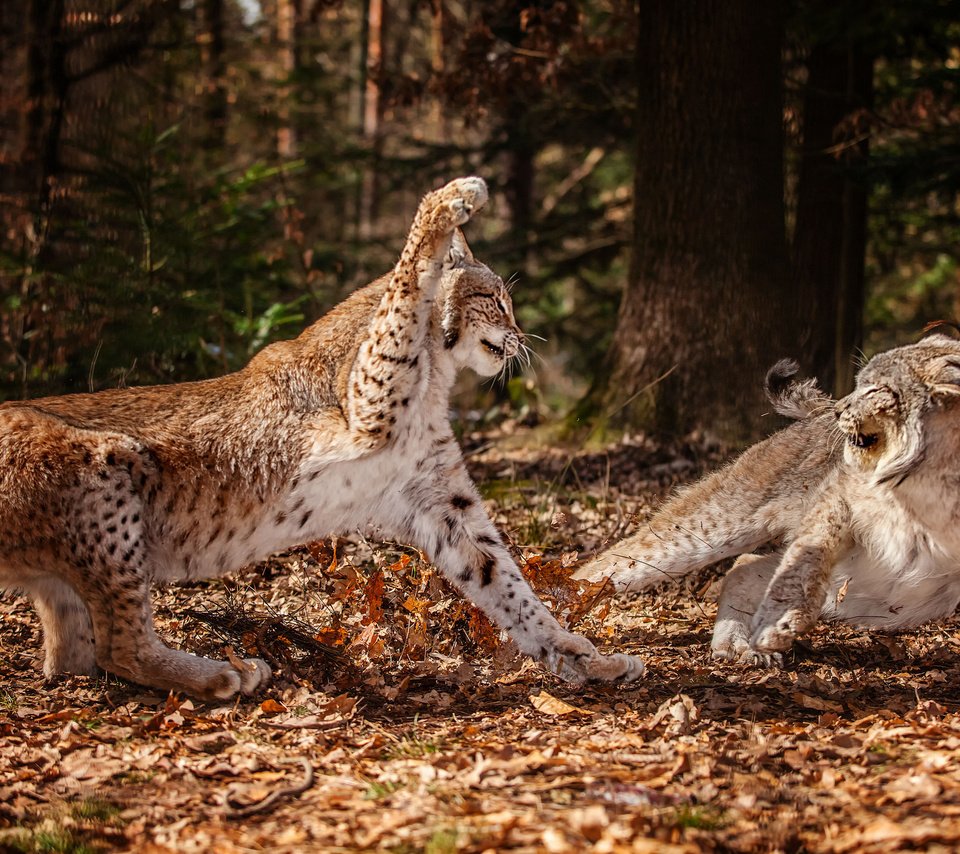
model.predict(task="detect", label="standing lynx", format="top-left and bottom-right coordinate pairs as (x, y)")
top-left (0, 177), bottom-right (642, 700)
top-left (576, 335), bottom-right (960, 665)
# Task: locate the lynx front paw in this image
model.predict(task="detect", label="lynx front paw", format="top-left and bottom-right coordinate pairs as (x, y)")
top-left (712, 614), bottom-right (784, 668)
top-left (748, 573), bottom-right (824, 655)
top-left (541, 633), bottom-right (645, 683)
top-left (426, 176), bottom-right (489, 231)
top-left (750, 611), bottom-right (808, 654)
top-left (712, 635), bottom-right (784, 668)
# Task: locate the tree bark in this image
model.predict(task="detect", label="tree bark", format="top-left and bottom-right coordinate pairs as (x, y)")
top-left (793, 43), bottom-right (873, 395)
top-left (275, 0), bottom-right (298, 157)
top-left (358, 0), bottom-right (385, 240)
top-left (198, 0), bottom-right (228, 149)
top-left (588, 0), bottom-right (794, 442)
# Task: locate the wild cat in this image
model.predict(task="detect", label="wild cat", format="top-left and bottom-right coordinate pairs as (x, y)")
top-left (576, 335), bottom-right (960, 664)
top-left (0, 177), bottom-right (643, 699)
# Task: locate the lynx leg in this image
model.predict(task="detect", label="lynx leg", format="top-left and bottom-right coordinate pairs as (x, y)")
top-left (750, 487), bottom-right (851, 653)
top-left (394, 452), bottom-right (644, 683)
top-left (347, 177), bottom-right (488, 446)
top-left (85, 583), bottom-right (269, 701)
top-left (28, 577), bottom-right (96, 677)
top-left (73, 463), bottom-right (270, 700)
top-left (712, 554), bottom-right (783, 667)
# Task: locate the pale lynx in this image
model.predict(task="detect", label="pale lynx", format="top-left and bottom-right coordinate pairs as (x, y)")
top-left (0, 177), bottom-right (643, 699)
top-left (576, 335), bottom-right (960, 665)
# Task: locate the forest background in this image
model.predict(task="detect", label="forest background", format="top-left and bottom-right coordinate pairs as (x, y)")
top-left (0, 0), bottom-right (958, 441)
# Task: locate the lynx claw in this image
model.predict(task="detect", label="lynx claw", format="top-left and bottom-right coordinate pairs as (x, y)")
top-left (712, 644), bottom-right (784, 669)
top-left (750, 620), bottom-right (800, 654)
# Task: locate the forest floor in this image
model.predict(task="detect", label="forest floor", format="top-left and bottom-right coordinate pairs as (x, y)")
top-left (3, 427), bottom-right (960, 853)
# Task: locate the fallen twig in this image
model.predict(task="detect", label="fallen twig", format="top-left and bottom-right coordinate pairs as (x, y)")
top-left (224, 757), bottom-right (315, 819)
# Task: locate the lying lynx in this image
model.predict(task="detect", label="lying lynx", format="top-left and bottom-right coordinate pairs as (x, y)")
top-left (0, 177), bottom-right (642, 699)
top-left (576, 334), bottom-right (960, 665)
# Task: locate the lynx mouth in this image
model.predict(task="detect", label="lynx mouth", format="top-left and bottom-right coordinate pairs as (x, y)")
top-left (848, 432), bottom-right (879, 449)
top-left (481, 339), bottom-right (505, 358)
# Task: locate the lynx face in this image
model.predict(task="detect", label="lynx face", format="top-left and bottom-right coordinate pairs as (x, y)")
top-left (441, 264), bottom-right (525, 378)
top-left (837, 334), bottom-right (960, 484)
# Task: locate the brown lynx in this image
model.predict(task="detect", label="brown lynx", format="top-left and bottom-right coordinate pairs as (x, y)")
top-left (576, 335), bottom-right (960, 665)
top-left (0, 177), bottom-right (643, 699)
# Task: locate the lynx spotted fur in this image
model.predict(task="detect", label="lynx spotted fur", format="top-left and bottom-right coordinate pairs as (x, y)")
top-left (575, 334), bottom-right (960, 665)
top-left (0, 177), bottom-right (643, 699)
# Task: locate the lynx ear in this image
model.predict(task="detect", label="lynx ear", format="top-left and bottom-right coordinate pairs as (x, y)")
top-left (445, 229), bottom-right (474, 269)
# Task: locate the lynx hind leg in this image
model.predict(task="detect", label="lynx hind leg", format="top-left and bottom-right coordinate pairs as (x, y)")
top-left (29, 578), bottom-right (97, 677)
top-left (73, 443), bottom-right (269, 700)
top-left (712, 554), bottom-right (783, 668)
top-left (85, 565), bottom-right (271, 701)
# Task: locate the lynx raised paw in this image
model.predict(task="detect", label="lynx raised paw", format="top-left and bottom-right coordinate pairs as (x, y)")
top-left (424, 176), bottom-right (488, 232)
top-left (541, 633), bottom-right (645, 683)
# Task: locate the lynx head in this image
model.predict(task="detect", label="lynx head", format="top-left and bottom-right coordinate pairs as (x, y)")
top-left (439, 230), bottom-right (526, 377)
top-left (837, 333), bottom-right (960, 484)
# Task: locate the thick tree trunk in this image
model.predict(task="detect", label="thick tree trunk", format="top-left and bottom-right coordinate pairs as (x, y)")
top-left (589, 0), bottom-right (793, 442)
top-left (793, 43), bottom-right (873, 395)
top-left (22, 0), bottom-right (67, 221)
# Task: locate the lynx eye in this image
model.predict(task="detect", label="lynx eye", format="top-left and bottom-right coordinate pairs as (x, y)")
top-left (496, 298), bottom-right (508, 315)
top-left (481, 339), bottom-right (505, 357)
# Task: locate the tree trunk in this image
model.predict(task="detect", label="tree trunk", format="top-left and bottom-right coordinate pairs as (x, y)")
top-left (429, 0), bottom-right (448, 141)
top-left (275, 0), bottom-right (298, 157)
top-left (21, 0), bottom-right (67, 222)
top-left (198, 0), bottom-right (228, 149)
top-left (587, 0), bottom-right (794, 442)
top-left (793, 43), bottom-right (873, 395)
top-left (358, 0), bottom-right (385, 240)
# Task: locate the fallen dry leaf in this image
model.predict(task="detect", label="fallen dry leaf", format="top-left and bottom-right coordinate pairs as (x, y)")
top-left (529, 691), bottom-right (592, 717)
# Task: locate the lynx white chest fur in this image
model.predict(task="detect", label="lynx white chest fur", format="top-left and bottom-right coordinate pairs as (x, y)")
top-left (0, 177), bottom-right (642, 699)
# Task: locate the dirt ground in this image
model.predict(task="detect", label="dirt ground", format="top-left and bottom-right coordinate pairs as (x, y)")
top-left (3, 432), bottom-right (960, 853)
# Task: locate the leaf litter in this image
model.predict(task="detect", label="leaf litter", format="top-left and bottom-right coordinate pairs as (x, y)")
top-left (2, 432), bottom-right (960, 851)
